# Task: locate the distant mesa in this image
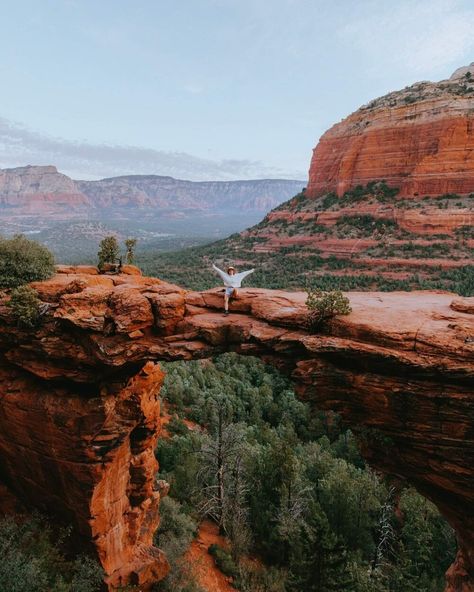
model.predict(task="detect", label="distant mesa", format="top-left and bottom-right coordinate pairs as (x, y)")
top-left (0, 165), bottom-right (304, 215)
top-left (0, 165), bottom-right (91, 212)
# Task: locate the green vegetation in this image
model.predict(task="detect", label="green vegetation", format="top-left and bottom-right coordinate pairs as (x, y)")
top-left (456, 225), bottom-right (474, 239)
top-left (155, 354), bottom-right (456, 592)
top-left (440, 265), bottom-right (474, 296)
top-left (8, 285), bottom-right (42, 328)
top-left (367, 242), bottom-right (452, 259)
top-left (321, 191), bottom-right (339, 209)
top-left (335, 214), bottom-right (399, 238)
top-left (135, 180), bottom-right (473, 295)
top-left (125, 238), bottom-right (138, 264)
top-left (0, 514), bottom-right (103, 592)
top-left (137, 239), bottom-right (474, 295)
top-left (97, 235), bottom-right (119, 268)
top-left (0, 235), bottom-right (55, 288)
top-left (274, 182), bottom-right (400, 214)
top-left (339, 181), bottom-right (399, 205)
top-left (305, 288), bottom-right (352, 331)
top-left (208, 544), bottom-right (238, 578)
top-left (153, 497), bottom-right (204, 592)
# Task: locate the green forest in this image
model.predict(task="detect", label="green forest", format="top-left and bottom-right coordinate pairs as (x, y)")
top-left (154, 353), bottom-right (456, 592)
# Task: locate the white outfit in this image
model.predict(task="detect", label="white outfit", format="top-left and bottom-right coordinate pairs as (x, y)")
top-left (212, 264), bottom-right (255, 288)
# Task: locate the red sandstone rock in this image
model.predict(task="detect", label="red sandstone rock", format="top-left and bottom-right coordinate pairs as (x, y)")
top-left (451, 297), bottom-right (474, 315)
top-left (446, 550), bottom-right (472, 592)
top-left (307, 68), bottom-right (474, 199)
top-left (0, 165), bottom-right (90, 212)
top-left (0, 269), bottom-right (473, 591)
top-left (121, 265), bottom-right (143, 275)
top-left (56, 265), bottom-right (100, 275)
top-left (0, 359), bottom-right (169, 589)
top-left (108, 286), bottom-right (154, 333)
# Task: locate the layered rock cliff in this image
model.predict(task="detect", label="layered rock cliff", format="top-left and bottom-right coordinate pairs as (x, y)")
top-left (0, 166), bottom-right (303, 214)
top-left (78, 176), bottom-right (304, 212)
top-left (0, 267), bottom-right (472, 590)
top-left (0, 165), bottom-right (90, 212)
top-left (307, 63), bottom-right (474, 198)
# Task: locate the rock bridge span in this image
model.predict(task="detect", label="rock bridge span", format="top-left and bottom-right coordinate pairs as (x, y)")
top-left (0, 266), bottom-right (472, 591)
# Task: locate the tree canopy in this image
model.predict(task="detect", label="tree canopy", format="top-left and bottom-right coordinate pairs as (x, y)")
top-left (0, 235), bottom-right (55, 288)
top-left (155, 354), bottom-right (456, 592)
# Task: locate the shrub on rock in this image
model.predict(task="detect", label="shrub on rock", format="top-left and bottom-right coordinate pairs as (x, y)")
top-left (8, 285), bottom-right (42, 328)
top-left (306, 287), bottom-right (352, 332)
top-left (0, 235), bottom-right (55, 288)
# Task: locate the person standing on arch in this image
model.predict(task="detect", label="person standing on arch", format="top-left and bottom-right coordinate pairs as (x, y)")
top-left (212, 263), bottom-right (255, 315)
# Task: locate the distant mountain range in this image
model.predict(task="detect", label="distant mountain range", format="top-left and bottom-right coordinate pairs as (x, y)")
top-left (0, 165), bottom-right (305, 214)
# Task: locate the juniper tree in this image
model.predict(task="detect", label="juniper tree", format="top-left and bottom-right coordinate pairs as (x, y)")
top-left (0, 235), bottom-right (54, 288)
top-left (124, 238), bottom-right (137, 264)
top-left (97, 236), bottom-right (119, 269)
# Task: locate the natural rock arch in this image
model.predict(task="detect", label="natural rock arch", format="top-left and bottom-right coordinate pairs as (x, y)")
top-left (0, 266), bottom-right (472, 591)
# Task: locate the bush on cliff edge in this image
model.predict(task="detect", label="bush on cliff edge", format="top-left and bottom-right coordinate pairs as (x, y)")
top-left (0, 235), bottom-right (55, 288)
top-left (305, 287), bottom-right (352, 331)
top-left (97, 235), bottom-right (119, 270)
top-left (8, 285), bottom-right (42, 328)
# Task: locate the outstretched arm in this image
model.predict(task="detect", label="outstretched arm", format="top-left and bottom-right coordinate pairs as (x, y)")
top-left (234, 268), bottom-right (255, 283)
top-left (212, 263), bottom-right (229, 283)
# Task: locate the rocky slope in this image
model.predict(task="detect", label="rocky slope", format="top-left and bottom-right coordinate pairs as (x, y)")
top-left (0, 267), bottom-right (472, 591)
top-left (0, 165), bottom-right (303, 214)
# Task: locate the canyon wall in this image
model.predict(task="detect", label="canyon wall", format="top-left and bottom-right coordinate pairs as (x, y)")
top-left (78, 176), bottom-right (305, 212)
top-left (307, 64), bottom-right (474, 198)
top-left (0, 165), bottom-right (303, 214)
top-left (0, 165), bottom-right (90, 212)
top-left (0, 267), bottom-right (473, 590)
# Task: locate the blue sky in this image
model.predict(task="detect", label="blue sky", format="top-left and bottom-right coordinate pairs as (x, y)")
top-left (0, 0), bottom-right (473, 180)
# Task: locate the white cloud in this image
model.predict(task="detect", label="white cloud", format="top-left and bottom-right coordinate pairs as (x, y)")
top-left (339, 0), bottom-right (474, 76)
top-left (0, 117), bottom-right (305, 181)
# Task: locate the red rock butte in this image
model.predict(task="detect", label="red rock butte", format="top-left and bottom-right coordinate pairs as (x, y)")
top-left (0, 266), bottom-right (473, 591)
top-left (307, 64), bottom-right (474, 198)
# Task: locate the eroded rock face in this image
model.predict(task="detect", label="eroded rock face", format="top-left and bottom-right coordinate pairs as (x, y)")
top-left (0, 165), bottom-right (90, 212)
top-left (0, 268), bottom-right (473, 590)
top-left (0, 165), bottom-right (303, 214)
top-left (307, 65), bottom-right (474, 199)
top-left (0, 357), bottom-right (169, 589)
top-left (78, 176), bottom-right (304, 212)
